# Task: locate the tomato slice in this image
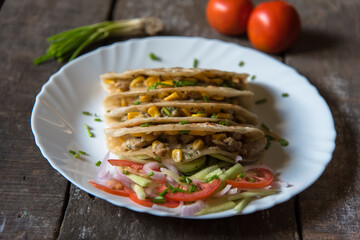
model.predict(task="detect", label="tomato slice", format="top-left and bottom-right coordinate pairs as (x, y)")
top-left (226, 168), bottom-right (273, 189)
top-left (89, 180), bottom-right (130, 197)
top-left (158, 179), bottom-right (221, 202)
top-left (129, 193), bottom-right (180, 208)
top-left (108, 160), bottom-right (144, 170)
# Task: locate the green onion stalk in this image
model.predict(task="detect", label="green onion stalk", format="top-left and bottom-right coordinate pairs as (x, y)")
top-left (34, 17), bottom-right (163, 65)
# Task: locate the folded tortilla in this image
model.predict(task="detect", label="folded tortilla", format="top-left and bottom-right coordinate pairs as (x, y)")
top-left (105, 123), bottom-right (266, 164)
top-left (101, 67), bottom-right (249, 93)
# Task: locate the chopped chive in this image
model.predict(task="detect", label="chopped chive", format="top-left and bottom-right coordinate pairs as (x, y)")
top-left (162, 107), bottom-right (171, 116)
top-left (149, 52), bottom-right (160, 61)
top-left (154, 156), bottom-right (162, 161)
top-left (237, 172), bottom-right (246, 178)
top-left (122, 170), bottom-right (129, 175)
top-left (255, 98), bottom-right (267, 104)
top-left (219, 120), bottom-right (229, 126)
top-left (261, 123), bottom-right (270, 132)
top-left (265, 140), bottom-right (271, 150)
top-left (84, 124), bottom-right (94, 138)
top-left (222, 83), bottom-right (229, 87)
top-left (152, 196), bottom-right (166, 203)
top-left (94, 118), bottom-right (101, 122)
top-left (265, 134), bottom-right (275, 141)
top-left (178, 130), bottom-right (190, 135)
top-left (248, 179), bottom-right (256, 183)
top-left (197, 111), bottom-right (204, 114)
top-left (207, 174), bottom-right (219, 182)
top-left (68, 150), bottom-right (76, 155)
top-left (140, 122), bottom-right (153, 127)
top-left (211, 113), bottom-right (218, 119)
top-left (95, 161), bottom-right (101, 167)
top-left (238, 61), bottom-right (245, 67)
top-left (193, 58), bottom-right (199, 68)
top-left (282, 93), bottom-right (289, 97)
top-left (189, 184), bottom-right (197, 193)
top-left (173, 80), bottom-right (197, 87)
top-left (82, 111), bottom-right (91, 116)
top-left (185, 177), bottom-right (192, 184)
top-left (203, 95), bottom-right (210, 102)
top-left (147, 172), bottom-right (154, 177)
top-left (74, 153), bottom-right (80, 159)
top-left (148, 82), bottom-right (172, 90)
top-left (278, 138), bottom-right (289, 147)
top-left (171, 187), bottom-right (187, 193)
top-left (159, 187), bottom-right (170, 197)
top-left (251, 75), bottom-right (256, 81)
top-left (133, 100), bottom-right (140, 105)
top-left (78, 150), bottom-right (87, 155)
top-left (179, 120), bottom-right (189, 125)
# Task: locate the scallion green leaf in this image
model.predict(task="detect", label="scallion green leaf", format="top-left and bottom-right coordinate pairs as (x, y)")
top-left (162, 107), bottom-right (171, 116)
top-left (179, 120), bottom-right (189, 125)
top-left (255, 98), bottom-right (267, 104)
top-left (239, 61), bottom-right (245, 67)
top-left (133, 100), bottom-right (140, 105)
top-left (282, 93), bottom-right (289, 97)
top-left (82, 111), bottom-right (91, 116)
top-left (203, 95), bottom-right (210, 102)
top-left (140, 122), bottom-right (153, 127)
top-left (193, 58), bottom-right (199, 68)
top-left (68, 150), bottom-right (76, 155)
top-left (95, 161), bottom-right (101, 167)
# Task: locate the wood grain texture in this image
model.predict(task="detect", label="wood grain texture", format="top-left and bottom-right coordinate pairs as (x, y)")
top-left (59, 185), bottom-right (298, 240)
top-left (0, 0), bottom-right (111, 239)
top-left (285, 0), bottom-right (360, 239)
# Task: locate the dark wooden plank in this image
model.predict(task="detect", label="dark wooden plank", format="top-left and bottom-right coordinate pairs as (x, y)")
top-left (0, 0), bottom-right (112, 238)
top-left (59, 185), bottom-right (298, 240)
top-left (285, 0), bottom-right (360, 239)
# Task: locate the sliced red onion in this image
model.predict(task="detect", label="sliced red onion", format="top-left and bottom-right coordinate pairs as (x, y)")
top-left (152, 201), bottom-right (184, 214)
top-left (113, 167), bottom-right (133, 188)
top-left (271, 180), bottom-right (291, 189)
top-left (180, 200), bottom-right (205, 217)
top-left (143, 162), bottom-right (166, 180)
top-left (163, 162), bottom-right (179, 175)
top-left (213, 184), bottom-right (232, 198)
top-left (191, 178), bottom-right (203, 185)
top-left (96, 152), bottom-right (111, 181)
top-left (227, 188), bottom-right (239, 195)
top-left (243, 164), bottom-right (275, 174)
top-left (144, 182), bottom-right (160, 198)
top-left (235, 155), bottom-right (243, 163)
top-left (166, 176), bottom-right (178, 187)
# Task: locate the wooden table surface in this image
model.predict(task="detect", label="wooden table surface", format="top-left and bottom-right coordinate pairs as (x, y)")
top-left (1, 0), bottom-right (359, 239)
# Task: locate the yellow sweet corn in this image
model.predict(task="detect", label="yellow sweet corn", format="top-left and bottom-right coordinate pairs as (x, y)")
top-left (172, 149), bottom-right (183, 162)
top-left (152, 140), bottom-right (162, 148)
top-left (130, 76), bottom-right (145, 88)
top-left (193, 139), bottom-right (204, 150)
top-left (131, 133), bottom-right (145, 137)
top-left (140, 95), bottom-right (152, 102)
top-left (127, 112), bottom-right (141, 120)
top-left (211, 78), bottom-right (223, 85)
top-left (217, 113), bottom-right (231, 119)
top-left (212, 95), bottom-right (225, 101)
top-left (105, 78), bottom-right (116, 84)
top-left (121, 98), bottom-right (127, 107)
top-left (192, 113), bottom-right (207, 117)
top-left (147, 106), bottom-right (160, 117)
top-left (160, 80), bottom-right (174, 86)
top-left (157, 92), bottom-right (169, 99)
top-left (189, 131), bottom-right (207, 136)
top-left (145, 134), bottom-right (157, 142)
top-left (181, 108), bottom-right (191, 116)
top-left (118, 137), bottom-right (124, 144)
top-left (212, 133), bottom-right (227, 141)
top-left (163, 92), bottom-right (181, 101)
top-left (177, 92), bottom-right (187, 99)
top-left (144, 76), bottom-right (161, 87)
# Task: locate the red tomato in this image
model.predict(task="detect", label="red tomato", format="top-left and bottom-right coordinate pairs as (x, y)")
top-left (226, 168), bottom-right (273, 188)
top-left (89, 180), bottom-right (130, 197)
top-left (247, 0), bottom-right (301, 53)
top-left (129, 193), bottom-right (180, 208)
top-left (158, 179), bottom-right (221, 202)
top-left (206, 0), bottom-right (254, 35)
top-left (107, 160), bottom-right (144, 170)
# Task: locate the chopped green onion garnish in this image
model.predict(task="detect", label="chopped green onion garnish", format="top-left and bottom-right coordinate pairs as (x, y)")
top-left (148, 82), bottom-right (173, 90)
top-left (178, 130), bottom-right (190, 135)
top-left (69, 150), bottom-right (76, 155)
top-left (193, 58), bottom-right (199, 68)
top-left (84, 124), bottom-right (94, 138)
top-left (238, 172), bottom-right (246, 178)
top-left (197, 111), bottom-right (204, 114)
top-left (189, 184), bottom-right (197, 193)
top-left (278, 138), bottom-right (289, 146)
top-left (171, 187), bottom-right (187, 193)
top-left (152, 196), bottom-right (166, 203)
top-left (248, 179), bottom-right (256, 183)
top-left (133, 100), bottom-right (140, 105)
top-left (251, 75), bottom-right (256, 81)
top-left (149, 52), bottom-right (160, 61)
top-left (185, 177), bottom-right (192, 184)
top-left (282, 93), bottom-right (289, 97)
top-left (95, 161), bottom-right (101, 167)
top-left (173, 80), bottom-right (197, 87)
top-left (122, 170), bottom-right (129, 175)
top-left (255, 98), bottom-right (267, 104)
top-left (162, 107), bottom-right (171, 116)
top-left (239, 61), bottom-right (245, 67)
top-left (179, 120), bottom-right (189, 125)
top-left (222, 84), bottom-right (229, 87)
top-left (94, 118), bottom-right (101, 122)
top-left (219, 120), bottom-right (229, 126)
top-left (140, 122), bottom-right (153, 127)
top-left (74, 153), bottom-right (80, 159)
top-left (265, 140), bottom-right (271, 150)
top-left (261, 123), bottom-right (270, 132)
top-left (154, 156), bottom-right (162, 161)
top-left (82, 111), bottom-right (91, 116)
top-left (203, 95), bottom-right (210, 102)
top-left (207, 174), bottom-right (219, 182)
top-left (147, 172), bottom-right (154, 177)
top-left (265, 134), bottom-right (275, 141)
top-left (159, 187), bottom-right (170, 197)
top-left (211, 113), bottom-right (218, 119)
top-left (78, 150), bottom-right (87, 155)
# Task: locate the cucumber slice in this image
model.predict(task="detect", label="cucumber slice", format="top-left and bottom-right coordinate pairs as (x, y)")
top-left (175, 156), bottom-right (206, 173)
top-left (208, 154), bottom-right (235, 163)
top-left (196, 201), bottom-right (236, 215)
top-left (190, 165), bottom-right (219, 180)
top-left (132, 184), bottom-right (146, 200)
top-left (127, 174), bottom-right (152, 187)
top-left (234, 198), bottom-right (251, 213)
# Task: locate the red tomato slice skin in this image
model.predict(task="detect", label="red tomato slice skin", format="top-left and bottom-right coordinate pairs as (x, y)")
top-left (89, 181), bottom-right (130, 197)
top-left (160, 179), bottom-right (221, 202)
top-left (129, 193), bottom-right (180, 208)
top-left (226, 169), bottom-right (273, 189)
top-left (108, 160), bottom-right (143, 170)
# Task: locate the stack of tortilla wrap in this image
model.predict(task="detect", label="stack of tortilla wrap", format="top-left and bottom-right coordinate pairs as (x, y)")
top-left (101, 67), bottom-right (266, 170)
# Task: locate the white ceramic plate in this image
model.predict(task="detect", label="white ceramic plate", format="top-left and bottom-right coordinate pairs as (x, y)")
top-left (31, 36), bottom-right (336, 219)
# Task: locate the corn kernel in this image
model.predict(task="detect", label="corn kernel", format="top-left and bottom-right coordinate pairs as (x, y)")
top-left (212, 133), bottom-right (227, 141)
top-left (211, 78), bottom-right (223, 85)
top-left (181, 108), bottom-right (191, 116)
top-left (147, 106), bottom-right (160, 117)
top-left (144, 76), bottom-right (161, 87)
top-left (152, 140), bottom-right (162, 148)
top-left (177, 92), bottom-right (187, 99)
top-left (130, 76), bottom-right (145, 88)
top-left (118, 137), bottom-right (124, 144)
top-left (172, 149), bottom-right (183, 162)
top-left (189, 131), bottom-right (207, 136)
top-left (157, 92), bottom-right (169, 99)
top-left (192, 113), bottom-right (207, 117)
top-left (153, 131), bottom-right (163, 136)
top-left (140, 95), bottom-right (152, 102)
top-left (131, 133), bottom-right (145, 137)
top-left (217, 113), bottom-right (231, 119)
top-left (163, 92), bottom-right (180, 101)
top-left (160, 80), bottom-right (174, 86)
top-left (145, 134), bottom-right (157, 142)
top-left (127, 112), bottom-right (141, 120)
top-left (212, 95), bottom-right (225, 101)
top-left (165, 131), bottom-right (178, 135)
top-left (121, 98), bottom-right (127, 107)
top-left (105, 78), bottom-right (116, 84)
top-left (193, 139), bottom-right (204, 150)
